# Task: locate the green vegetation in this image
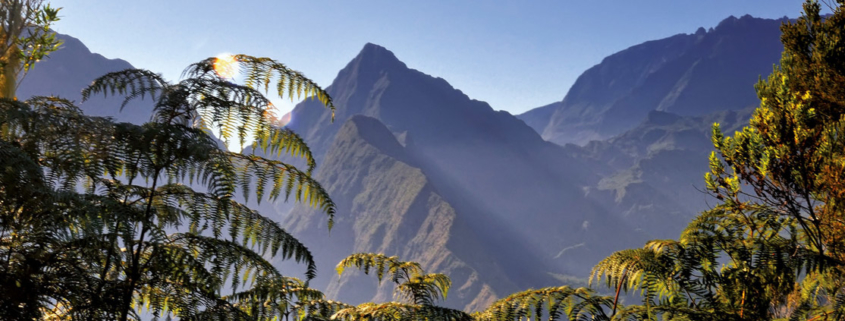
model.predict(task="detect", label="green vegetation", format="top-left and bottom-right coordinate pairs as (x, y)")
top-left (2, 0), bottom-right (845, 320)
top-left (0, 51), bottom-right (337, 318)
top-left (0, 0), bottom-right (61, 98)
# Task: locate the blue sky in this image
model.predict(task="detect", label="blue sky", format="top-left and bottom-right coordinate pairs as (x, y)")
top-left (49, 1), bottom-right (820, 115)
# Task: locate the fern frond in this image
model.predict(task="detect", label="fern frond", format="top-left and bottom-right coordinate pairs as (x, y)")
top-left (82, 68), bottom-right (169, 112)
top-left (331, 302), bottom-right (471, 321)
top-left (395, 273), bottom-right (452, 305)
top-left (1, 52), bottom-right (337, 320)
top-left (183, 55), bottom-right (335, 121)
top-left (150, 183), bottom-right (319, 279)
top-left (210, 151), bottom-right (335, 228)
top-left (477, 286), bottom-right (611, 321)
top-left (253, 126), bottom-right (317, 173)
top-left (336, 253), bottom-right (424, 285)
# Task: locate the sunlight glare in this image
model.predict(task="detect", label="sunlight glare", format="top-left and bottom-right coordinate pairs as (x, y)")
top-left (213, 53), bottom-right (238, 79)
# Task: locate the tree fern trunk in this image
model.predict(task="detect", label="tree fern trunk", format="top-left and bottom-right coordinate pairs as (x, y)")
top-left (0, 50), bottom-right (19, 99)
top-left (611, 269), bottom-right (627, 317)
top-left (0, 2), bottom-right (22, 99)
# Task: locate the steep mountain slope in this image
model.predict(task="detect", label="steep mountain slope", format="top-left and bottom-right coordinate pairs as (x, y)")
top-left (521, 15), bottom-right (784, 146)
top-left (17, 33), bottom-right (151, 123)
top-left (282, 116), bottom-right (548, 311)
top-left (291, 43), bottom-right (646, 263)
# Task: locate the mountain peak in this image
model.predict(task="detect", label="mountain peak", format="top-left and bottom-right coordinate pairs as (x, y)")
top-left (361, 42), bottom-right (390, 55)
top-left (352, 42), bottom-right (407, 71)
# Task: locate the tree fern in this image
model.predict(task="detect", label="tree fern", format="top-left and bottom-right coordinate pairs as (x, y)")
top-left (334, 253), bottom-right (471, 321)
top-left (0, 53), bottom-right (337, 319)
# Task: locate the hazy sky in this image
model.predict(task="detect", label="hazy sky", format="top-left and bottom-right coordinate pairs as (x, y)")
top-left (49, 1), bottom-right (820, 115)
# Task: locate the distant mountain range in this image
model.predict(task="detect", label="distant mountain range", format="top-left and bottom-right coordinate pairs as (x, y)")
top-left (519, 14), bottom-right (783, 146)
top-left (25, 14), bottom-right (785, 311)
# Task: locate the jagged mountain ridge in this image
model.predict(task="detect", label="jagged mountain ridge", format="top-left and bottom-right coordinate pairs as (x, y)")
top-left (521, 15), bottom-right (784, 146)
top-left (281, 43), bottom-right (647, 309)
top-left (286, 43), bottom-right (644, 255)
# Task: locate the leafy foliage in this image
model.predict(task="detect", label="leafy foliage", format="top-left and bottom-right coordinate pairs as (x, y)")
top-left (0, 52), bottom-right (336, 320)
top-left (337, 253), bottom-right (424, 286)
top-left (705, 0), bottom-right (845, 261)
top-left (703, 0), bottom-right (845, 318)
top-left (0, 0), bottom-right (62, 98)
top-left (332, 302), bottom-right (472, 321)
